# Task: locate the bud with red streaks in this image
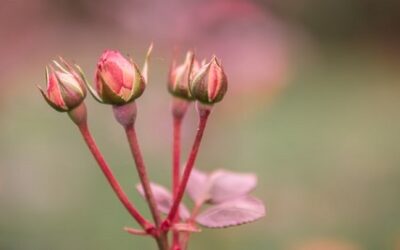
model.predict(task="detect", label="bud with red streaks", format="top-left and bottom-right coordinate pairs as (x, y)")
top-left (38, 58), bottom-right (87, 112)
top-left (189, 56), bottom-right (227, 105)
top-left (168, 51), bottom-right (200, 100)
top-left (87, 50), bottom-right (147, 105)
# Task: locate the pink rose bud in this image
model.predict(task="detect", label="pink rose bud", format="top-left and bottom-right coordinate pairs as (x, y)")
top-left (168, 51), bottom-right (200, 100)
top-left (190, 56), bottom-right (228, 104)
top-left (38, 58), bottom-right (87, 112)
top-left (89, 50), bottom-right (146, 105)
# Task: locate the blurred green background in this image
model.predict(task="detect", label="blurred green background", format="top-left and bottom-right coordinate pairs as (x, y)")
top-left (1, 0), bottom-right (400, 249)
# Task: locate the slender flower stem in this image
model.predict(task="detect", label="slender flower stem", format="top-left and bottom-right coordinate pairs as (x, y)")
top-left (165, 107), bottom-right (210, 225)
top-left (170, 98), bottom-right (189, 250)
top-left (172, 116), bottom-right (183, 249)
top-left (172, 116), bottom-right (183, 201)
top-left (125, 126), bottom-right (162, 226)
top-left (77, 122), bottom-right (153, 231)
top-left (124, 125), bottom-right (169, 250)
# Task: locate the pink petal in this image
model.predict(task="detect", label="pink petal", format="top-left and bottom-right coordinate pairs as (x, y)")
top-left (207, 60), bottom-right (221, 101)
top-left (96, 50), bottom-right (134, 95)
top-left (102, 61), bottom-right (125, 93)
top-left (47, 72), bottom-right (65, 107)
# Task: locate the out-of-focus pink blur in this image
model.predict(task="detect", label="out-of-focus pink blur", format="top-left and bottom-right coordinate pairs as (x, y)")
top-left (0, 0), bottom-right (296, 102)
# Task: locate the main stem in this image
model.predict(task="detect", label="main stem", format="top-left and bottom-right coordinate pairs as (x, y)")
top-left (77, 123), bottom-right (153, 231)
top-left (165, 108), bottom-right (210, 224)
top-left (124, 126), bottom-right (169, 250)
top-left (172, 116), bottom-right (183, 249)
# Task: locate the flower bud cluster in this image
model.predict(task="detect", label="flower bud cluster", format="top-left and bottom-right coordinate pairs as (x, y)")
top-left (36, 46), bottom-right (262, 250)
top-left (38, 46), bottom-right (228, 113)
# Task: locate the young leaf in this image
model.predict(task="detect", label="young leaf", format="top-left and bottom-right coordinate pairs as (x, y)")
top-left (208, 170), bottom-right (257, 203)
top-left (195, 196), bottom-right (265, 228)
top-left (136, 182), bottom-right (190, 220)
top-left (186, 168), bottom-right (209, 204)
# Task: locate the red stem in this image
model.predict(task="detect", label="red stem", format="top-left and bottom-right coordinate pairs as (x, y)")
top-left (124, 126), bottom-right (162, 226)
top-left (172, 116), bottom-right (183, 249)
top-left (77, 123), bottom-right (153, 231)
top-left (165, 109), bottom-right (210, 224)
top-left (172, 117), bottom-right (182, 200)
top-left (124, 126), bottom-right (169, 250)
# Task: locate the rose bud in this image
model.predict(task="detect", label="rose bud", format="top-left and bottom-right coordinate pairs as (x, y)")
top-left (189, 56), bottom-right (228, 105)
top-left (38, 58), bottom-right (87, 112)
top-left (87, 50), bottom-right (146, 105)
top-left (168, 51), bottom-right (200, 100)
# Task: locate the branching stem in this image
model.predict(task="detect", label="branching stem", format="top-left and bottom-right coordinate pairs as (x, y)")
top-left (165, 106), bottom-right (210, 226)
top-left (77, 122), bottom-right (153, 231)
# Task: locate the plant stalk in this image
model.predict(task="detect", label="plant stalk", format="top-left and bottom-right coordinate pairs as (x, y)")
top-left (77, 122), bottom-right (153, 231)
top-left (171, 116), bottom-right (183, 249)
top-left (165, 107), bottom-right (210, 225)
top-left (124, 125), bottom-right (169, 250)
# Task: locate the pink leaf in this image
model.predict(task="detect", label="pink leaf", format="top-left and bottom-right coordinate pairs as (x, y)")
top-left (208, 170), bottom-right (257, 203)
top-left (195, 196), bottom-right (265, 228)
top-left (136, 182), bottom-right (190, 220)
top-left (186, 168), bottom-right (209, 203)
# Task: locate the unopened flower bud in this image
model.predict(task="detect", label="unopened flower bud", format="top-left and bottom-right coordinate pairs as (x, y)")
top-left (88, 50), bottom-right (146, 105)
top-left (189, 56), bottom-right (227, 104)
top-left (168, 51), bottom-right (200, 100)
top-left (38, 58), bottom-right (87, 112)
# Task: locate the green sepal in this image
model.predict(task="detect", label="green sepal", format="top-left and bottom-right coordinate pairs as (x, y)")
top-left (142, 43), bottom-right (153, 83)
top-left (125, 62), bottom-right (145, 102)
top-left (37, 85), bottom-right (68, 112)
top-left (52, 60), bottom-right (68, 73)
top-left (98, 73), bottom-right (127, 105)
top-left (54, 72), bottom-right (84, 109)
top-left (189, 61), bottom-right (212, 104)
top-left (77, 65), bottom-right (103, 103)
top-left (71, 64), bottom-right (87, 97)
